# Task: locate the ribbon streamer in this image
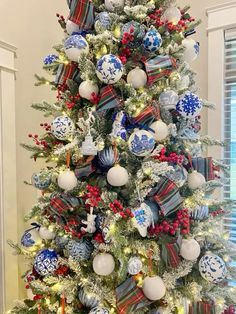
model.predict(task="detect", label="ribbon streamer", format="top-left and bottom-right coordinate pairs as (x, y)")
top-left (61, 294), bottom-right (66, 314)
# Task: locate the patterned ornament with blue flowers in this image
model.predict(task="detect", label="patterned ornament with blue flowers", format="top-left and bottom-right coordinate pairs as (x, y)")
top-left (34, 249), bottom-right (58, 276)
top-left (43, 54), bottom-right (58, 65)
top-left (199, 253), bottom-right (227, 283)
top-left (21, 223), bottom-right (41, 248)
top-left (128, 130), bottom-right (155, 157)
top-left (66, 239), bottom-right (94, 261)
top-left (143, 29), bottom-right (162, 52)
top-left (95, 12), bottom-right (111, 30)
top-left (176, 92), bottom-right (202, 118)
top-left (64, 34), bottom-right (89, 62)
top-left (51, 115), bottom-right (75, 141)
top-left (31, 170), bottom-right (51, 190)
top-left (96, 54), bottom-right (123, 84)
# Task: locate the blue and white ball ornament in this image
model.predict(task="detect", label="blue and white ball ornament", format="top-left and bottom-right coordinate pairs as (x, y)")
top-left (34, 249), bottom-right (58, 276)
top-left (191, 205), bottom-right (209, 221)
top-left (182, 38), bottom-right (200, 63)
top-left (121, 21), bottom-right (145, 49)
top-left (66, 20), bottom-right (81, 35)
top-left (43, 54), bottom-right (58, 65)
top-left (79, 288), bottom-right (100, 308)
top-left (128, 129), bottom-right (155, 157)
top-left (51, 115), bottom-right (75, 141)
top-left (176, 92), bottom-right (202, 118)
top-left (67, 239), bottom-right (93, 261)
top-left (95, 12), bottom-right (111, 30)
top-left (143, 29), bottom-right (162, 52)
top-left (21, 223), bottom-right (41, 248)
top-left (31, 170), bottom-right (51, 190)
top-left (96, 54), bottom-right (123, 84)
top-left (89, 307), bottom-right (110, 314)
top-left (55, 236), bottom-right (69, 249)
top-left (64, 34), bottom-right (89, 62)
top-left (199, 253), bottom-right (227, 283)
top-left (128, 257), bottom-right (143, 275)
top-left (98, 147), bottom-right (117, 170)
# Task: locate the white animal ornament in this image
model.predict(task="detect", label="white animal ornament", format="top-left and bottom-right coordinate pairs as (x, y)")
top-left (81, 208), bottom-right (97, 234)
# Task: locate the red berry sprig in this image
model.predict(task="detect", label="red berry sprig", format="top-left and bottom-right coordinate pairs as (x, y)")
top-left (109, 200), bottom-right (134, 219)
top-left (93, 232), bottom-right (104, 244)
top-left (210, 209), bottom-right (225, 217)
top-left (54, 265), bottom-right (70, 276)
top-left (83, 185), bottom-right (102, 207)
top-left (153, 147), bottom-right (184, 164)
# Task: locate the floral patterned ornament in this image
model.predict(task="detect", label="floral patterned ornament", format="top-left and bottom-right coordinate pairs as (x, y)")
top-left (176, 92), bottom-right (202, 118)
top-left (110, 111), bottom-right (127, 140)
top-left (143, 29), bottom-right (162, 52)
top-left (96, 54), bottom-right (123, 84)
top-left (132, 202), bottom-right (154, 237)
top-left (128, 130), bottom-right (155, 157)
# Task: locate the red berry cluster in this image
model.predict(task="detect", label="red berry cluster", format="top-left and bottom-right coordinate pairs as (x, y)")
top-left (109, 200), bottom-right (134, 219)
top-left (28, 133), bottom-right (48, 149)
top-left (64, 218), bottom-right (83, 239)
top-left (65, 93), bottom-right (80, 110)
top-left (118, 47), bottom-right (132, 65)
top-left (83, 185), bottom-right (102, 207)
top-left (121, 25), bottom-right (135, 46)
top-left (153, 147), bottom-right (184, 164)
top-left (54, 265), bottom-right (70, 276)
top-left (93, 232), bottom-right (104, 244)
top-left (210, 209), bottom-right (225, 217)
top-left (33, 294), bottom-right (43, 301)
top-left (149, 209), bottom-right (190, 236)
top-left (40, 122), bottom-right (51, 132)
top-left (90, 92), bottom-right (101, 105)
top-left (223, 306), bottom-right (236, 314)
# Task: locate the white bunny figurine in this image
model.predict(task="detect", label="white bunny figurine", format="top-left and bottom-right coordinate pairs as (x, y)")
top-left (81, 207), bottom-right (97, 234)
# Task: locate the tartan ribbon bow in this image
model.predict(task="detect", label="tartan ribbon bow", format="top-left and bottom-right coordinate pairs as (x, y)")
top-left (68, 0), bottom-right (95, 30)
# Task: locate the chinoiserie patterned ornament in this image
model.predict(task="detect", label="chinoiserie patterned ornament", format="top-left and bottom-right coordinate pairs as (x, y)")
top-left (165, 165), bottom-right (188, 187)
top-left (96, 54), bottom-right (123, 84)
top-left (55, 236), bottom-right (69, 249)
top-left (159, 90), bottom-right (179, 110)
top-left (110, 111), bottom-right (127, 141)
top-left (132, 202), bottom-right (154, 237)
top-left (128, 129), bottom-right (155, 157)
top-left (21, 223), bottom-right (41, 248)
top-left (39, 226), bottom-right (56, 240)
top-left (121, 21), bottom-right (146, 49)
top-left (176, 92), bottom-right (202, 118)
top-left (79, 288), bottom-right (100, 308)
top-left (93, 253), bottom-right (115, 276)
top-left (104, 0), bottom-right (124, 12)
top-left (150, 120), bottom-right (169, 142)
top-left (182, 38), bottom-right (200, 63)
top-left (66, 20), bottom-right (81, 35)
top-left (180, 238), bottom-right (201, 261)
top-left (89, 307), bottom-right (110, 314)
top-left (199, 253), bottom-right (227, 283)
top-left (190, 205), bottom-right (209, 220)
top-left (57, 169), bottom-right (78, 191)
top-left (162, 7), bottom-right (181, 24)
top-left (98, 147), bottom-right (117, 170)
top-left (31, 170), bottom-right (51, 190)
top-left (43, 54), bottom-right (58, 65)
top-left (34, 249), bottom-right (58, 276)
top-left (64, 34), bottom-right (89, 62)
top-left (127, 257), bottom-right (143, 275)
top-left (187, 171), bottom-right (206, 190)
top-left (143, 29), bottom-right (162, 52)
top-left (107, 165), bottom-right (129, 186)
top-left (142, 276), bottom-right (166, 301)
top-left (102, 226), bottom-right (112, 244)
top-left (95, 12), bottom-right (111, 30)
top-left (51, 116), bottom-right (75, 141)
top-left (80, 134), bottom-right (98, 156)
top-left (79, 80), bottom-right (99, 100)
top-left (127, 68), bottom-right (147, 89)
top-left (67, 239), bottom-right (94, 261)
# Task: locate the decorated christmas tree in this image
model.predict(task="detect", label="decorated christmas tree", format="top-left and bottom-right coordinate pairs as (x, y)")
top-left (8, 0), bottom-right (236, 313)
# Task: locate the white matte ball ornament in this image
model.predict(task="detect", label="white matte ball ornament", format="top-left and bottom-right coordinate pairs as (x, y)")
top-left (128, 257), bottom-right (143, 275)
top-left (163, 7), bottom-right (181, 24)
top-left (107, 165), bottom-right (129, 187)
top-left (104, 0), bottom-right (124, 11)
top-left (199, 253), bottom-right (227, 283)
top-left (66, 20), bottom-right (81, 35)
top-left (93, 253), bottom-right (115, 276)
top-left (64, 34), bottom-right (89, 62)
top-left (58, 169), bottom-right (78, 191)
top-left (159, 90), bottom-right (179, 110)
top-left (79, 81), bottom-right (99, 100)
top-left (188, 171), bottom-right (206, 190)
top-left (127, 68), bottom-right (147, 89)
top-left (182, 38), bottom-right (200, 63)
top-left (39, 227), bottom-right (56, 241)
top-left (180, 238), bottom-right (201, 261)
top-left (51, 116), bottom-right (75, 141)
top-left (142, 276), bottom-right (166, 301)
top-left (150, 120), bottom-right (169, 142)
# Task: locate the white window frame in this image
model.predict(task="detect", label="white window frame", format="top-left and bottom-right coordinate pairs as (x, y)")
top-left (0, 40), bottom-right (19, 312)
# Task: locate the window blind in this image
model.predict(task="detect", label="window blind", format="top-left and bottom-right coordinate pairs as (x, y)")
top-left (224, 29), bottom-right (236, 249)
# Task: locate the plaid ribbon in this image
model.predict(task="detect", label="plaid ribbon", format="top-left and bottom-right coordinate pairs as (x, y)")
top-left (97, 86), bottom-right (123, 112)
top-left (50, 194), bottom-right (80, 213)
top-left (75, 164), bottom-right (95, 178)
top-left (132, 106), bottom-right (158, 125)
top-left (144, 55), bottom-right (176, 85)
top-left (148, 177), bottom-right (183, 216)
top-left (68, 0), bottom-right (94, 30)
top-left (116, 277), bottom-right (151, 314)
top-left (161, 241), bottom-right (181, 268)
top-left (192, 157), bottom-right (215, 181)
top-left (189, 302), bottom-right (215, 314)
top-left (55, 63), bottom-right (80, 87)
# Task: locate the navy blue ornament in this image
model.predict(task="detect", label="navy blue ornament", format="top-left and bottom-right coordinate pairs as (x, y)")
top-left (121, 21), bottom-right (145, 49)
top-left (95, 12), bottom-right (111, 30)
top-left (67, 239), bottom-right (93, 261)
top-left (31, 171), bottom-right (51, 190)
top-left (176, 92), bottom-right (202, 118)
top-left (34, 249), bottom-right (58, 276)
top-left (43, 54), bottom-right (58, 65)
top-left (143, 29), bottom-right (162, 52)
top-left (79, 288), bottom-right (100, 308)
top-left (128, 130), bottom-right (155, 157)
top-left (21, 223), bottom-right (41, 248)
top-left (98, 147), bottom-right (117, 170)
top-left (95, 214), bottom-right (106, 231)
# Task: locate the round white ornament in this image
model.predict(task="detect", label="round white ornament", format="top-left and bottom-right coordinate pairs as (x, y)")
top-left (93, 253), bottom-right (115, 276)
top-left (128, 130), bottom-right (155, 157)
top-left (180, 238), bottom-right (201, 261)
top-left (163, 7), bottom-right (181, 24)
top-left (188, 171), bottom-right (206, 190)
top-left (64, 34), bottom-right (89, 62)
top-left (79, 81), bottom-right (99, 100)
top-left (27, 289), bottom-right (35, 300)
top-left (107, 165), bottom-right (129, 187)
top-left (39, 227), bottom-right (56, 241)
top-left (96, 54), bottom-right (123, 84)
top-left (128, 257), bottom-right (143, 275)
top-left (176, 92), bottom-right (202, 118)
top-left (150, 120), bottom-right (169, 142)
top-left (159, 90), bottom-right (179, 110)
top-left (89, 307), bottom-right (110, 314)
top-left (143, 30), bottom-right (162, 52)
top-left (199, 253), bottom-right (227, 283)
top-left (182, 38), bottom-right (200, 63)
top-left (58, 169), bottom-right (78, 191)
top-left (104, 0), bottom-right (124, 12)
top-left (66, 20), bottom-right (81, 35)
top-left (127, 68), bottom-right (147, 89)
top-left (142, 276), bottom-right (166, 301)
top-left (51, 116), bottom-right (75, 141)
